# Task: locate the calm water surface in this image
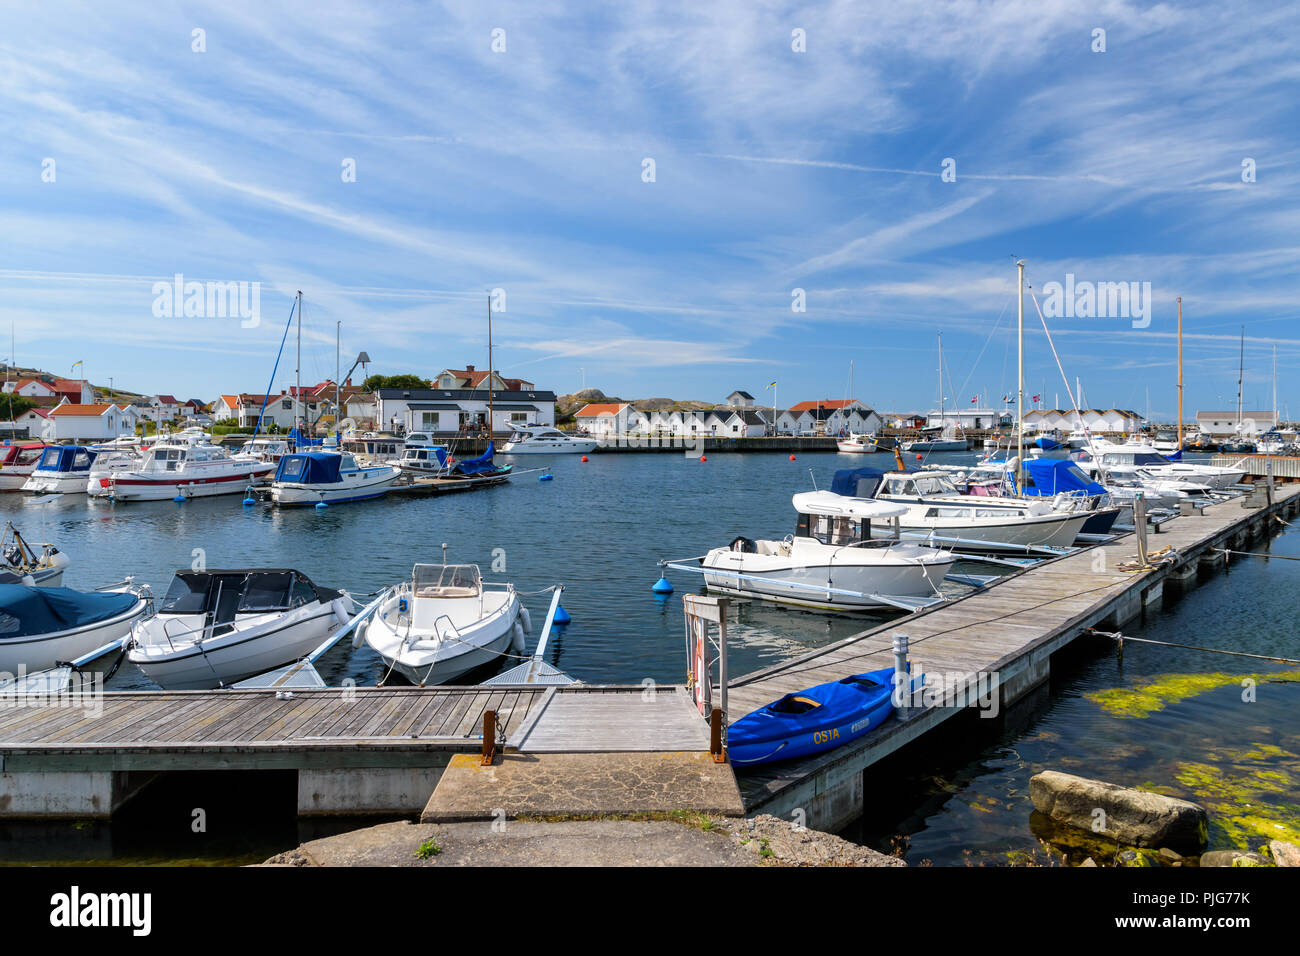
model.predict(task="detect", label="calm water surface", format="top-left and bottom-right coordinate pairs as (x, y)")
top-left (3, 449), bottom-right (1296, 864)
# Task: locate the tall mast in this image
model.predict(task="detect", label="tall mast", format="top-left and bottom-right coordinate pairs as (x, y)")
top-left (335, 320), bottom-right (341, 440)
top-left (937, 332), bottom-right (944, 425)
top-left (295, 290), bottom-right (303, 436)
top-left (1016, 259), bottom-right (1025, 488)
top-left (1176, 297), bottom-right (1183, 449)
top-left (487, 292), bottom-right (494, 437)
top-left (1236, 326), bottom-right (1244, 435)
top-left (1273, 344), bottom-right (1278, 428)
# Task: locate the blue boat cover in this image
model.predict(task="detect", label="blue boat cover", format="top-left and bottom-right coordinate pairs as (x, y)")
top-left (1033, 436), bottom-right (1064, 450)
top-left (0, 585), bottom-right (137, 638)
top-left (1165, 448), bottom-right (1183, 461)
top-left (829, 467), bottom-right (886, 498)
top-left (274, 452), bottom-right (342, 484)
top-left (453, 442), bottom-right (498, 476)
top-left (1020, 458), bottom-right (1107, 496)
top-left (36, 446), bottom-right (96, 472)
top-left (287, 427), bottom-right (324, 447)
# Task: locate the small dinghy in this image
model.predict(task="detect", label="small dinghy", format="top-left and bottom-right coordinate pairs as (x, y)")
top-left (0, 583), bottom-right (152, 675)
top-left (727, 667), bottom-right (897, 767)
top-left (127, 569), bottom-right (353, 689)
top-left (361, 563), bottom-right (528, 685)
top-left (1, 522), bottom-right (71, 586)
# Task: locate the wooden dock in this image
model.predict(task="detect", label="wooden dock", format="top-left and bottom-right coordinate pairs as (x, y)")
top-left (2, 480), bottom-right (1296, 825)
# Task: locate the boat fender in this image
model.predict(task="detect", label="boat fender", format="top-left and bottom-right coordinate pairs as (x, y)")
top-left (331, 597), bottom-right (352, 628)
top-left (352, 617), bottom-right (368, 650)
top-left (511, 619), bottom-right (526, 654)
top-left (518, 605), bottom-right (532, 636)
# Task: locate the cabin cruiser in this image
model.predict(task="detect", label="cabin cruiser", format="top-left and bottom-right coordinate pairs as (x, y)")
top-left (127, 569), bottom-right (352, 689)
top-left (389, 444), bottom-right (452, 474)
top-left (0, 582), bottom-right (152, 675)
top-left (361, 563), bottom-right (529, 685)
top-left (701, 495), bottom-right (955, 611)
top-left (902, 425), bottom-right (966, 453)
top-left (232, 437), bottom-right (292, 463)
top-left (22, 445), bottom-right (97, 494)
top-left (270, 451), bottom-right (400, 505)
top-left (85, 447), bottom-right (145, 489)
top-left (837, 467), bottom-right (1090, 552)
top-left (1, 522), bottom-right (71, 586)
top-left (501, 424), bottom-right (598, 454)
top-left (1076, 439), bottom-right (1245, 491)
top-left (87, 439), bottom-right (274, 500)
top-left (1256, 431), bottom-right (1287, 456)
top-left (836, 433), bottom-right (880, 454)
top-left (0, 443), bottom-right (48, 491)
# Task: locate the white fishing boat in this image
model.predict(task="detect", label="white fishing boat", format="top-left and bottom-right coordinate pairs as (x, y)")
top-left (837, 467), bottom-right (1089, 552)
top-left (700, 495), bottom-right (955, 611)
top-left (269, 451), bottom-right (400, 505)
top-left (836, 433), bottom-right (879, 454)
top-left (0, 581), bottom-right (152, 675)
top-left (501, 423), bottom-right (598, 454)
top-left (87, 439), bottom-right (274, 500)
top-left (0, 443), bottom-right (49, 492)
top-left (22, 445), bottom-right (97, 494)
top-left (127, 569), bottom-right (352, 689)
top-left (1, 522), bottom-right (71, 586)
top-left (388, 444), bottom-right (453, 474)
top-left (361, 563), bottom-right (529, 685)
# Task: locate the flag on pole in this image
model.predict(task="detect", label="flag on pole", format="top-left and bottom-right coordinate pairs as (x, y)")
top-left (1032, 394), bottom-right (1041, 403)
top-left (766, 381), bottom-right (776, 390)
top-left (970, 396), bottom-right (978, 404)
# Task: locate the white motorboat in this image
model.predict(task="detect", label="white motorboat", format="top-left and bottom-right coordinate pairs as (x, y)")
top-left (361, 563), bottom-right (529, 685)
top-left (1, 522), bottom-right (71, 586)
top-left (0, 443), bottom-right (49, 492)
top-left (836, 433), bottom-right (879, 454)
top-left (270, 451), bottom-right (400, 505)
top-left (86, 447), bottom-right (144, 489)
top-left (87, 439), bottom-right (274, 500)
top-left (837, 467), bottom-right (1089, 552)
top-left (701, 496), bottom-right (955, 611)
top-left (232, 437), bottom-right (292, 463)
top-left (501, 424), bottom-right (598, 455)
top-left (22, 445), bottom-right (97, 494)
top-left (127, 569), bottom-right (352, 689)
top-left (388, 445), bottom-right (453, 475)
top-left (903, 428), bottom-right (966, 453)
top-left (1076, 439), bottom-right (1245, 491)
top-left (0, 581), bottom-right (152, 676)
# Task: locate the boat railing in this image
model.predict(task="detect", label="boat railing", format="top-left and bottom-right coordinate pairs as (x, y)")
top-left (431, 614), bottom-right (465, 646)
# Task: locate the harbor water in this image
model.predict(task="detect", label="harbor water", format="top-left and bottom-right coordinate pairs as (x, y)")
top-left (2, 449), bottom-right (1296, 864)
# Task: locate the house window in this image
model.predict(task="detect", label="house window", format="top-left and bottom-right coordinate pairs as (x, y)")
top-left (420, 412), bottom-right (440, 429)
top-left (281, 400), bottom-right (291, 410)
top-left (511, 412), bottom-right (527, 423)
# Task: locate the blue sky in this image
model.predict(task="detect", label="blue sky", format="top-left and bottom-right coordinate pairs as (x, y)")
top-left (2, 1), bottom-right (1297, 420)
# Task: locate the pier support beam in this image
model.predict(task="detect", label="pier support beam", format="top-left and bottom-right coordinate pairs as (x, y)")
top-left (1199, 549), bottom-right (1226, 571)
top-left (999, 649), bottom-right (1051, 707)
top-left (0, 770), bottom-right (157, 819)
top-left (1101, 590), bottom-right (1142, 630)
top-left (297, 767), bottom-right (445, 816)
top-left (1141, 581), bottom-right (1164, 607)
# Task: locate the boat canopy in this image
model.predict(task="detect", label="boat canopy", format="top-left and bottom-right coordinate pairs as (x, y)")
top-left (36, 446), bottom-right (96, 472)
top-left (0, 584), bottom-right (137, 638)
top-left (287, 427), bottom-right (324, 447)
top-left (160, 569), bottom-right (340, 615)
top-left (792, 491), bottom-right (908, 520)
top-left (829, 467), bottom-right (887, 498)
top-left (453, 442), bottom-right (497, 476)
top-left (1019, 458), bottom-right (1107, 497)
top-left (412, 563), bottom-right (482, 598)
top-left (274, 452), bottom-right (342, 484)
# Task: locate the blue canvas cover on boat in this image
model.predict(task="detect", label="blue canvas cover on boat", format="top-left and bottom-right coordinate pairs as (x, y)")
top-left (829, 467), bottom-right (886, 498)
top-left (1020, 458), bottom-right (1107, 496)
top-left (273, 452), bottom-right (342, 484)
top-left (1033, 436), bottom-right (1065, 450)
top-left (287, 427), bottom-right (324, 447)
top-left (0, 585), bottom-right (137, 638)
top-left (1165, 448), bottom-right (1183, 461)
top-left (453, 442), bottom-right (498, 476)
top-left (36, 446), bottom-right (96, 472)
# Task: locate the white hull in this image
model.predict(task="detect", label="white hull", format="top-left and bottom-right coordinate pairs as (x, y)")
top-left (271, 468), bottom-right (398, 505)
top-left (883, 503), bottom-right (1090, 551)
top-left (89, 466), bottom-right (273, 500)
top-left (23, 472), bottom-right (91, 494)
top-left (904, 439), bottom-right (967, 452)
top-left (0, 597), bottom-right (150, 675)
top-left (0, 469), bottom-right (39, 492)
top-left (500, 439), bottom-right (598, 454)
top-left (128, 601), bottom-right (347, 690)
top-left (837, 439), bottom-right (879, 453)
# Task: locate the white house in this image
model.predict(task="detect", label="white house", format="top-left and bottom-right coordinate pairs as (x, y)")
top-left (784, 400), bottom-right (882, 436)
top-left (376, 386), bottom-right (557, 435)
top-left (1023, 408), bottom-right (1144, 434)
top-left (926, 407), bottom-right (1013, 430)
top-left (1195, 410), bottom-right (1276, 438)
top-left (574, 402), bottom-right (649, 440)
top-left (47, 402), bottom-right (140, 441)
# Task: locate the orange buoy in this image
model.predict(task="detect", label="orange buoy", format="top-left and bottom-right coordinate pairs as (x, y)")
top-left (915, 453), bottom-right (923, 460)
top-left (700, 455), bottom-right (707, 462)
top-left (789, 454), bottom-right (796, 461)
top-left (581, 455), bottom-right (589, 462)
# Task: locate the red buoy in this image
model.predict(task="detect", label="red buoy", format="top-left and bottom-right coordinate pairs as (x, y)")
top-left (581, 456), bottom-right (589, 462)
top-left (700, 455), bottom-right (707, 462)
top-left (915, 453), bottom-right (923, 460)
top-left (789, 454), bottom-right (796, 461)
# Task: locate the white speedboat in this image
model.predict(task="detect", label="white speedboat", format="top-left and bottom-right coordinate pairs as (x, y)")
top-left (903, 428), bottom-right (967, 452)
top-left (270, 451), bottom-right (400, 505)
top-left (701, 496), bottom-right (954, 611)
top-left (0, 582), bottom-right (152, 676)
top-left (837, 467), bottom-right (1089, 552)
top-left (127, 569), bottom-right (352, 689)
top-left (0, 443), bottom-right (49, 492)
top-left (22, 445), bottom-right (97, 494)
top-left (388, 445), bottom-right (453, 475)
top-left (361, 563), bottom-right (528, 685)
top-left (1076, 440), bottom-right (1245, 491)
top-left (87, 439), bottom-right (274, 500)
top-left (836, 433), bottom-right (879, 454)
top-left (232, 437), bottom-right (292, 463)
top-left (501, 424), bottom-right (598, 455)
top-left (1, 522), bottom-right (71, 586)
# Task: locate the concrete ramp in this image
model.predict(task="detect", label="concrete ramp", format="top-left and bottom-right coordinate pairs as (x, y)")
top-left (421, 752), bottom-right (745, 822)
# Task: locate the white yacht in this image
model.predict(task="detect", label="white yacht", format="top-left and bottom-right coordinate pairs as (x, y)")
top-left (86, 439), bottom-right (274, 500)
top-left (22, 446), bottom-right (97, 494)
top-left (501, 424), bottom-right (598, 455)
top-left (128, 569), bottom-right (352, 689)
top-left (269, 451), bottom-right (400, 506)
top-left (701, 495), bottom-right (955, 611)
top-left (1076, 440), bottom-right (1245, 491)
top-left (232, 437), bottom-right (292, 463)
top-left (836, 433), bottom-right (879, 454)
top-left (360, 563), bottom-right (529, 685)
top-left (0, 443), bottom-right (50, 492)
top-left (389, 445), bottom-right (453, 475)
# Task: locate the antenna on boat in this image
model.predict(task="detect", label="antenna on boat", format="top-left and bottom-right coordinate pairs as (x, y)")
top-left (441, 542), bottom-right (449, 565)
top-left (808, 467), bottom-right (818, 490)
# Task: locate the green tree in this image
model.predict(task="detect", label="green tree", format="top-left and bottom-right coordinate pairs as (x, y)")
top-left (362, 374), bottom-right (430, 391)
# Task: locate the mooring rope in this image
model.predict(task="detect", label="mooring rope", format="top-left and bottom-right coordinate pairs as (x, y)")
top-left (1087, 628), bottom-right (1300, 665)
top-left (1212, 546), bottom-right (1300, 562)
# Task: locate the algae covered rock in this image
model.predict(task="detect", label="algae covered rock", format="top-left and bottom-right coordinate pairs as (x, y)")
top-left (1030, 771), bottom-right (1208, 853)
top-left (1200, 850), bottom-right (1272, 867)
top-left (1270, 840), bottom-right (1300, 867)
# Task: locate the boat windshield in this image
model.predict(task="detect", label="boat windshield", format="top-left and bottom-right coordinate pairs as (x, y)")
top-left (161, 570), bottom-right (319, 614)
top-left (885, 475), bottom-right (958, 497)
top-left (412, 563), bottom-right (482, 598)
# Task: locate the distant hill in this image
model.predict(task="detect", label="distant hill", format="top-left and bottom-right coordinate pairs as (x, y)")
top-left (556, 388), bottom-right (715, 425)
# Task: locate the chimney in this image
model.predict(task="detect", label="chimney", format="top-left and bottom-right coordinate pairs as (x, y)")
top-left (466, 365), bottom-right (475, 373)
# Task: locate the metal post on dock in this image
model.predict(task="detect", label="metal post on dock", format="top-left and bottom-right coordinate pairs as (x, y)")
top-left (481, 710), bottom-right (497, 766)
top-left (1267, 457), bottom-right (1275, 507)
top-left (892, 632), bottom-right (911, 717)
top-left (1133, 492), bottom-right (1148, 566)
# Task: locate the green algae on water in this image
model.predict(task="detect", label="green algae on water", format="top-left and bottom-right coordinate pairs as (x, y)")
top-left (1086, 670), bottom-right (1300, 719)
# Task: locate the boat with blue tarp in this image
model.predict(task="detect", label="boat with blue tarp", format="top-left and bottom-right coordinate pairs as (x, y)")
top-left (0, 583), bottom-right (152, 674)
top-left (270, 452), bottom-right (400, 506)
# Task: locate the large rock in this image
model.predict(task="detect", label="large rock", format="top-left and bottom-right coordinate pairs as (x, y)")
top-left (1270, 840), bottom-right (1300, 867)
top-left (1029, 771), bottom-right (1208, 852)
top-left (1200, 850), bottom-right (1272, 868)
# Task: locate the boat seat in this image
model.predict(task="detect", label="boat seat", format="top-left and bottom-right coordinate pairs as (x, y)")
top-left (771, 695), bottom-right (821, 715)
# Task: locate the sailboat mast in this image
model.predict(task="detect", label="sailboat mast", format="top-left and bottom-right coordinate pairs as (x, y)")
top-left (1016, 260), bottom-right (1025, 487)
top-left (487, 292), bottom-right (494, 438)
top-left (1273, 344), bottom-right (1278, 428)
top-left (1236, 326), bottom-right (1244, 436)
top-left (1176, 297), bottom-right (1183, 449)
top-left (335, 320), bottom-right (341, 440)
top-left (937, 333), bottom-right (943, 425)
top-left (295, 290), bottom-right (302, 437)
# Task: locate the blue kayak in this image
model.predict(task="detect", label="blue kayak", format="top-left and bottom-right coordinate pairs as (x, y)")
top-left (728, 667), bottom-right (898, 767)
